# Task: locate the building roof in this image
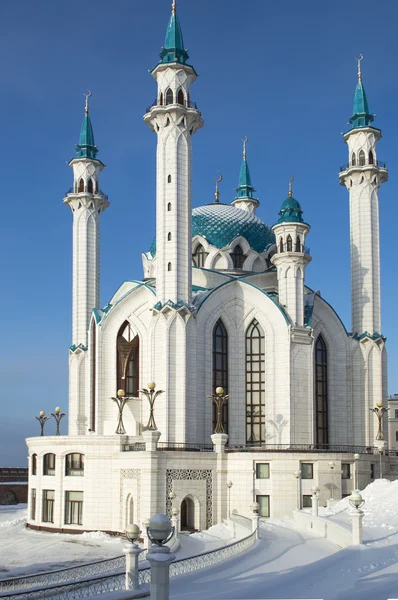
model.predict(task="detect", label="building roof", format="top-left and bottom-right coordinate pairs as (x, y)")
top-left (276, 195), bottom-right (305, 224)
top-left (158, 2), bottom-right (190, 66)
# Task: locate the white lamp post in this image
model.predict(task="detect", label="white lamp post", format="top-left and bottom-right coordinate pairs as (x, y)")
top-left (124, 524), bottom-right (142, 590)
top-left (142, 517), bottom-right (152, 552)
top-left (349, 490), bottom-right (365, 545)
top-left (353, 453), bottom-right (360, 490)
top-left (311, 486), bottom-right (320, 517)
top-left (146, 514), bottom-right (176, 600)
top-left (226, 480), bottom-right (233, 519)
top-left (250, 501), bottom-right (260, 539)
top-left (294, 470), bottom-right (301, 510)
top-left (328, 461), bottom-right (335, 500)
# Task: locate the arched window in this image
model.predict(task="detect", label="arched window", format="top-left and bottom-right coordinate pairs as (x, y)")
top-left (314, 335), bottom-right (328, 447)
top-left (286, 235), bottom-right (293, 252)
top-left (31, 454), bottom-right (37, 476)
top-left (295, 236), bottom-right (301, 252)
top-left (65, 453), bottom-right (84, 476)
top-left (351, 152), bottom-right (356, 166)
top-left (231, 245), bottom-right (245, 269)
top-left (212, 319), bottom-right (228, 433)
top-left (167, 232), bottom-right (172, 241)
top-left (159, 92), bottom-right (163, 106)
top-left (359, 150), bottom-right (365, 166)
top-left (192, 244), bottom-right (208, 268)
top-left (246, 319), bottom-right (265, 445)
top-left (165, 88), bottom-right (173, 105)
top-left (369, 150), bottom-right (374, 165)
top-left (177, 88), bottom-right (185, 105)
top-left (167, 203), bottom-right (172, 211)
top-left (78, 178), bottom-right (84, 193)
top-left (87, 179), bottom-right (94, 194)
top-left (117, 322), bottom-right (139, 397)
top-left (168, 175), bottom-right (172, 183)
top-left (43, 453), bottom-right (56, 476)
top-left (168, 262), bottom-right (172, 271)
top-left (279, 237), bottom-right (284, 253)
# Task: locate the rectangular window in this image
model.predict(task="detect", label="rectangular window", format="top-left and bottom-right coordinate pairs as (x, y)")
top-left (31, 489), bottom-right (36, 520)
top-left (341, 463), bottom-right (351, 479)
top-left (65, 491), bottom-right (83, 525)
top-left (31, 454), bottom-right (37, 476)
top-left (43, 454), bottom-right (56, 476)
top-left (396, 432), bottom-right (398, 442)
top-left (42, 490), bottom-right (55, 523)
top-left (302, 495), bottom-right (312, 508)
top-left (256, 495), bottom-right (270, 518)
top-left (65, 454), bottom-right (84, 476)
top-left (301, 463), bottom-right (314, 479)
top-left (370, 463), bottom-right (375, 479)
top-left (256, 463), bottom-right (270, 479)
top-left (395, 409), bottom-right (398, 419)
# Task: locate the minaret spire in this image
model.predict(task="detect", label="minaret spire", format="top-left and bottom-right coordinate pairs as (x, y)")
top-left (84, 90), bottom-right (91, 115)
top-left (349, 54), bottom-right (374, 129)
top-left (231, 137), bottom-right (259, 213)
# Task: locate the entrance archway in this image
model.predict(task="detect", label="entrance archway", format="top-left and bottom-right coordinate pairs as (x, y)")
top-left (180, 496), bottom-right (196, 531)
top-left (126, 494), bottom-right (134, 526)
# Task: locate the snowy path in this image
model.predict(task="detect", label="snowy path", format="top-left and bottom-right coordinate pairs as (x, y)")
top-left (169, 522), bottom-right (398, 600)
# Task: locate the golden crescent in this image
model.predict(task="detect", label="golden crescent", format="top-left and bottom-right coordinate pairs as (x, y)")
top-left (242, 136), bottom-right (248, 144)
top-left (355, 53), bottom-right (363, 63)
top-left (84, 89), bottom-right (92, 99)
top-left (289, 174), bottom-right (294, 184)
top-left (214, 173), bottom-right (223, 184)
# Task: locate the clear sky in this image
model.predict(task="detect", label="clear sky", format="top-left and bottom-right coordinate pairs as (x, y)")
top-left (0, 0), bottom-right (397, 465)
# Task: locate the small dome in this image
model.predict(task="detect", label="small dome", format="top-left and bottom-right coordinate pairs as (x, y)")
top-left (150, 203), bottom-right (274, 257)
top-left (277, 196), bottom-right (305, 224)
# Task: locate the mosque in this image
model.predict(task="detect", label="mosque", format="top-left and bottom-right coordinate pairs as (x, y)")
top-left (26, 2), bottom-right (391, 533)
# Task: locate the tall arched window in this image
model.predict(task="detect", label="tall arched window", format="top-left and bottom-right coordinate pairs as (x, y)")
top-left (295, 236), bottom-right (301, 252)
top-left (168, 262), bottom-right (172, 271)
top-left (159, 92), bottom-right (163, 105)
top-left (369, 150), bottom-right (374, 165)
top-left (279, 237), bottom-right (284, 253)
top-left (168, 175), bottom-right (172, 183)
top-left (87, 179), bottom-right (94, 194)
top-left (286, 235), bottom-right (293, 252)
top-left (192, 244), bottom-right (208, 267)
top-left (359, 149), bottom-right (365, 166)
top-left (165, 88), bottom-right (173, 105)
top-left (177, 88), bottom-right (185, 105)
top-left (212, 319), bottom-right (228, 433)
top-left (43, 453), bottom-right (56, 476)
top-left (167, 232), bottom-right (172, 241)
top-left (78, 178), bottom-right (84, 192)
top-left (246, 319), bottom-right (265, 445)
top-left (231, 245), bottom-right (245, 269)
top-left (31, 454), bottom-right (37, 475)
top-left (351, 152), bottom-right (356, 166)
top-left (117, 322), bottom-right (139, 397)
top-left (314, 335), bottom-right (328, 447)
top-left (167, 203), bottom-right (172, 211)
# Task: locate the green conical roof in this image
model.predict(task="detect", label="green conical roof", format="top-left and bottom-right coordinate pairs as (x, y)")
top-left (349, 59), bottom-right (374, 129)
top-left (235, 142), bottom-right (258, 202)
top-left (76, 113), bottom-right (99, 159)
top-left (159, 2), bottom-right (189, 65)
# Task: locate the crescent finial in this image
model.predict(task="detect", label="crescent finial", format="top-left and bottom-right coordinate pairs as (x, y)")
top-left (242, 136), bottom-right (248, 159)
top-left (213, 173), bottom-right (222, 203)
top-left (84, 90), bottom-right (92, 115)
top-left (355, 54), bottom-right (364, 82)
top-left (288, 175), bottom-right (294, 198)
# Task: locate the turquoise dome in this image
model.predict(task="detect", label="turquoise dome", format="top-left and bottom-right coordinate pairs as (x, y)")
top-left (276, 196), bottom-right (305, 224)
top-left (150, 203), bottom-right (274, 257)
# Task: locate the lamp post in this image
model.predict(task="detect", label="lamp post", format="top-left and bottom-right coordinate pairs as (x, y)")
top-left (50, 407), bottom-right (66, 435)
top-left (311, 486), bottom-right (320, 517)
top-left (124, 524), bottom-right (141, 590)
top-left (250, 501), bottom-right (260, 539)
top-left (294, 470), bottom-right (301, 510)
top-left (146, 514), bottom-right (176, 600)
top-left (370, 402), bottom-right (389, 440)
top-left (208, 387), bottom-right (229, 434)
top-left (35, 411), bottom-right (50, 436)
top-left (328, 461), bottom-right (335, 500)
top-left (139, 383), bottom-right (164, 431)
top-left (111, 389), bottom-right (132, 435)
top-left (226, 480), bottom-right (233, 519)
top-left (353, 453), bottom-right (360, 490)
top-left (142, 517), bottom-right (152, 551)
top-left (349, 490), bottom-right (365, 545)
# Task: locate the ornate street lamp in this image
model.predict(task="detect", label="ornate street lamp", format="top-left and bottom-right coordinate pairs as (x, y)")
top-left (124, 524), bottom-right (141, 590)
top-left (208, 387), bottom-right (229, 434)
top-left (370, 402), bottom-right (389, 440)
top-left (147, 513), bottom-right (174, 547)
top-left (111, 389), bottom-right (132, 435)
top-left (226, 480), bottom-right (233, 519)
top-left (294, 470), bottom-right (301, 510)
top-left (349, 490), bottom-right (365, 511)
top-left (35, 411), bottom-right (51, 436)
top-left (51, 407), bottom-right (66, 435)
top-left (139, 383), bottom-right (164, 431)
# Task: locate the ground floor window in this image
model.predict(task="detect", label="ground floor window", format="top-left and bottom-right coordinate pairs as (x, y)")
top-left (255, 463), bottom-right (270, 479)
top-left (31, 489), bottom-right (36, 520)
top-left (341, 463), bottom-right (351, 479)
top-left (65, 491), bottom-right (83, 525)
top-left (301, 463), bottom-right (314, 479)
top-left (302, 495), bottom-right (312, 508)
top-left (256, 495), bottom-right (270, 518)
top-left (42, 490), bottom-right (54, 523)
top-left (370, 463), bottom-right (375, 479)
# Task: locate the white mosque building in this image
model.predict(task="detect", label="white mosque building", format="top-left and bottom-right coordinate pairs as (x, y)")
top-left (26, 2), bottom-right (392, 534)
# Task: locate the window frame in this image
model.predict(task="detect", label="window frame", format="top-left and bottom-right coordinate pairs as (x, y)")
top-left (246, 319), bottom-right (266, 445)
top-left (31, 488), bottom-right (36, 520)
top-left (341, 463), bottom-right (351, 480)
top-left (64, 491), bottom-right (84, 526)
top-left (302, 495), bottom-right (312, 508)
top-left (301, 463), bottom-right (314, 480)
top-left (65, 453), bottom-right (85, 477)
top-left (42, 489), bottom-right (55, 523)
top-left (256, 494), bottom-right (270, 518)
top-left (31, 454), bottom-right (37, 476)
top-left (117, 322), bottom-right (140, 398)
top-left (231, 245), bottom-right (245, 269)
top-left (43, 453), bottom-right (56, 476)
top-left (314, 335), bottom-right (328, 446)
top-left (255, 463), bottom-right (270, 479)
top-left (212, 319), bottom-right (228, 433)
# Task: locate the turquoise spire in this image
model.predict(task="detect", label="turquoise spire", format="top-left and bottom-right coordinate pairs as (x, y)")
top-left (75, 91), bottom-right (99, 160)
top-left (349, 55), bottom-right (374, 129)
top-left (277, 177), bottom-right (305, 224)
top-left (235, 138), bottom-right (258, 200)
top-left (159, 1), bottom-right (189, 65)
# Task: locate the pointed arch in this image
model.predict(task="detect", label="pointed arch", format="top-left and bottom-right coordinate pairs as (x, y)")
top-left (159, 92), bottom-right (163, 106)
top-left (212, 319), bottom-right (228, 433)
top-left (168, 262), bottom-right (172, 271)
top-left (165, 88), bottom-right (173, 105)
top-left (78, 178), bottom-right (84, 193)
top-left (314, 335), bottom-right (328, 446)
top-left (117, 321), bottom-right (139, 397)
top-left (167, 232), bottom-right (172, 241)
top-left (359, 149), bottom-right (365, 166)
top-left (167, 202), bottom-right (172, 211)
top-left (231, 245), bottom-right (245, 269)
top-left (351, 152), bottom-right (356, 166)
top-left (286, 235), bottom-right (292, 252)
top-left (177, 88), bottom-right (185, 106)
top-left (369, 150), bottom-right (374, 165)
top-left (295, 235), bottom-right (301, 252)
top-left (192, 243), bottom-right (208, 267)
top-left (87, 178), bottom-right (94, 194)
top-left (246, 319), bottom-right (265, 444)
top-left (279, 237), bottom-right (284, 253)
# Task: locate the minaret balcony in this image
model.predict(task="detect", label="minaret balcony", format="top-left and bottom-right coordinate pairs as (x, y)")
top-left (145, 99), bottom-right (199, 114)
top-left (65, 187), bottom-right (108, 201)
top-left (276, 245), bottom-right (311, 256)
top-left (339, 160), bottom-right (387, 173)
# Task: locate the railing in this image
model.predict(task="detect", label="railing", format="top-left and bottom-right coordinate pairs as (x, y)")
top-left (145, 99), bottom-right (198, 113)
top-left (0, 468), bottom-right (28, 483)
top-left (64, 188), bottom-right (108, 200)
top-left (340, 160), bottom-right (386, 171)
top-left (226, 444), bottom-right (378, 454)
top-left (277, 245), bottom-right (310, 255)
top-left (122, 442), bottom-right (214, 452)
top-left (122, 442), bottom-right (146, 452)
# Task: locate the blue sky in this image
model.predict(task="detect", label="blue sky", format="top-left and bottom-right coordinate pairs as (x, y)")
top-left (0, 0), bottom-right (397, 465)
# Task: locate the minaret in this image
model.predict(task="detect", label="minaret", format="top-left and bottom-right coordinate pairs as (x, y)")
top-left (271, 179), bottom-right (311, 327)
top-left (144, 0), bottom-right (203, 306)
top-left (64, 93), bottom-right (109, 349)
top-left (231, 138), bottom-right (259, 213)
top-left (339, 56), bottom-right (387, 336)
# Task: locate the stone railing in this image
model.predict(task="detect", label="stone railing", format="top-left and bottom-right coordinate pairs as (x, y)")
top-left (292, 510), bottom-right (352, 548)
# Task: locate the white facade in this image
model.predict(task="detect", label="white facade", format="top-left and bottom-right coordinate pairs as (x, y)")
top-left (25, 6), bottom-right (393, 534)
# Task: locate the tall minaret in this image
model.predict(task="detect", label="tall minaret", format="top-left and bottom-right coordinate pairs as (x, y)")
top-left (231, 138), bottom-right (259, 214)
top-left (64, 93), bottom-right (109, 349)
top-left (271, 179), bottom-right (311, 327)
top-left (144, 0), bottom-right (203, 306)
top-left (339, 57), bottom-right (388, 336)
